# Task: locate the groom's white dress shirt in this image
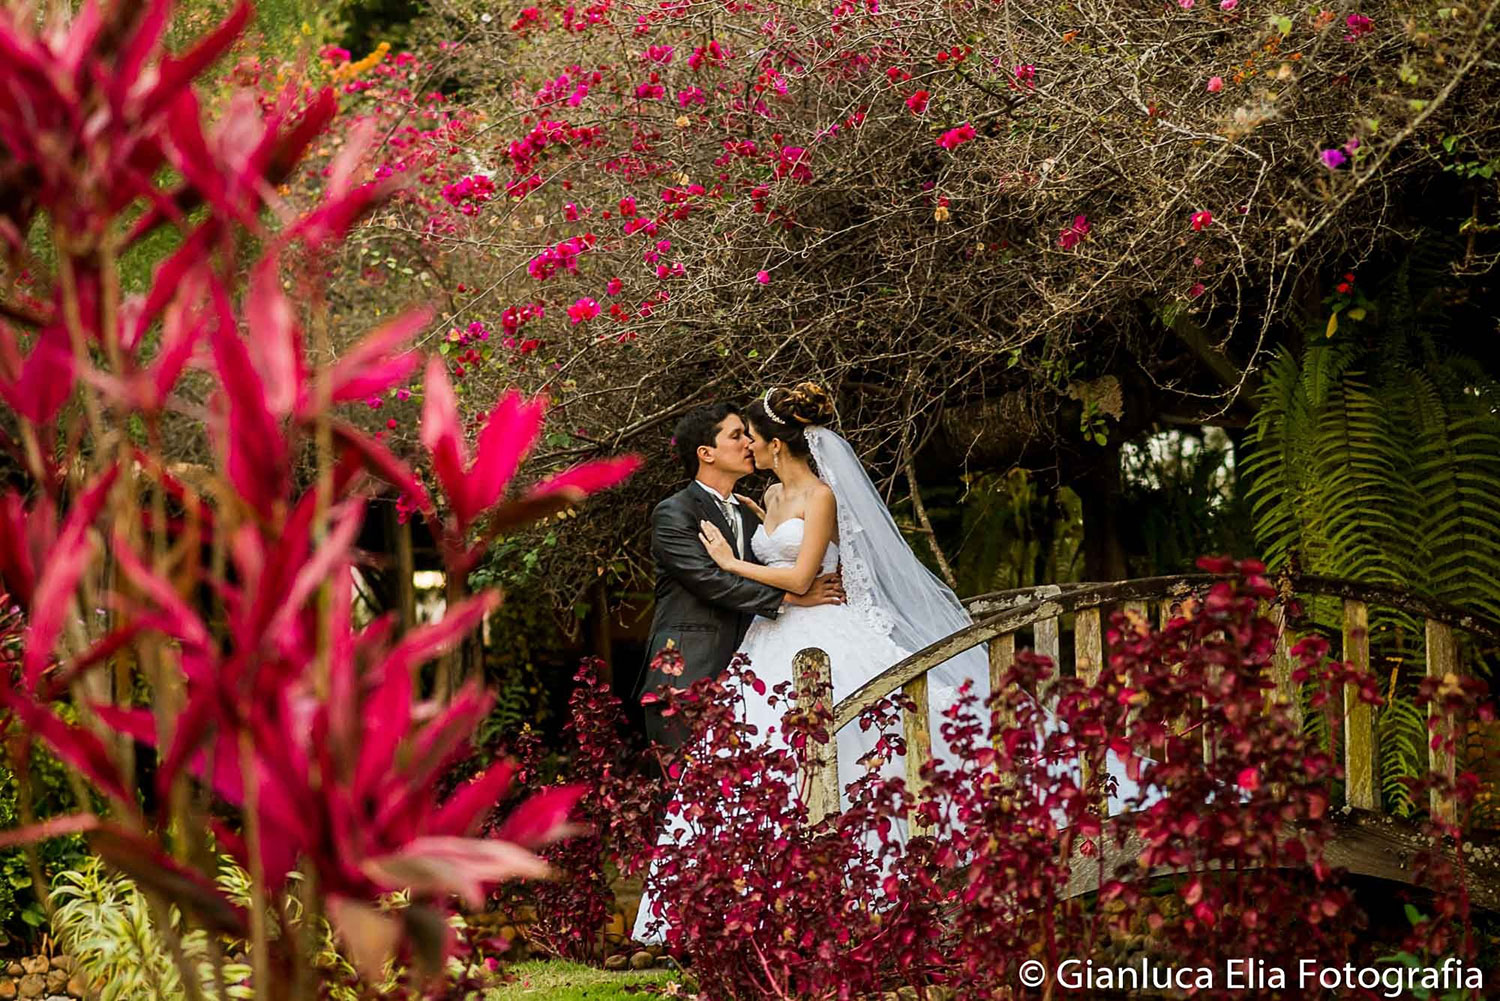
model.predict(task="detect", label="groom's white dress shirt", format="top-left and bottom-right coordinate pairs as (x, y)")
top-left (695, 480), bottom-right (743, 558)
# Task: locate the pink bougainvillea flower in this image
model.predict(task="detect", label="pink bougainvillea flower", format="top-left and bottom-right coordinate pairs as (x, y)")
top-left (756, 270), bottom-right (770, 284)
top-left (1344, 14), bottom-right (1373, 41)
top-left (1189, 282), bottom-right (1206, 298)
top-left (1207, 76), bottom-right (1224, 93)
top-left (567, 297), bottom-right (601, 323)
top-left (905, 90), bottom-right (930, 114)
top-left (1190, 210), bottom-right (1214, 231)
top-left (936, 123), bottom-right (976, 150)
top-left (773, 146), bottom-right (812, 183)
top-left (1012, 64), bottom-right (1036, 89)
top-left (1219, 0), bottom-right (1238, 10)
top-left (606, 277), bottom-right (623, 296)
top-left (1320, 148), bottom-right (1348, 169)
top-left (1178, 0), bottom-right (1194, 8)
top-left (1057, 214), bottom-right (1091, 249)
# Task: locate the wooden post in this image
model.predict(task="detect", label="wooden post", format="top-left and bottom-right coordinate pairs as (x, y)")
top-left (1034, 614), bottom-right (1064, 792)
top-left (1342, 600), bottom-right (1379, 812)
top-left (903, 672), bottom-right (933, 838)
top-left (794, 648), bottom-right (840, 825)
top-left (1159, 601), bottom-right (1191, 762)
top-left (988, 631), bottom-right (1016, 695)
top-left (1075, 607), bottom-right (1104, 686)
top-left (1268, 604), bottom-right (1302, 801)
top-left (1035, 615), bottom-right (1060, 675)
top-left (1268, 605), bottom-right (1303, 729)
top-left (989, 632), bottom-right (1017, 785)
top-left (1425, 620), bottom-right (1459, 825)
top-left (1075, 608), bottom-right (1108, 817)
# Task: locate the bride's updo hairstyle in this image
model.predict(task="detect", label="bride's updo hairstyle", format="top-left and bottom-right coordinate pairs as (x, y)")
top-left (744, 381), bottom-right (835, 458)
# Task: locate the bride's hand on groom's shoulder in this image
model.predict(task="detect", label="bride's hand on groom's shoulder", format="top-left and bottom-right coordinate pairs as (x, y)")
top-left (698, 520), bottom-right (736, 568)
top-left (733, 493), bottom-right (765, 519)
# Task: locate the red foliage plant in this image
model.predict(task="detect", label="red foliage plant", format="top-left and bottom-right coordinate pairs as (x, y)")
top-left (619, 560), bottom-right (1493, 1000)
top-left (483, 660), bottom-right (660, 962)
top-left (0, 1), bottom-right (638, 994)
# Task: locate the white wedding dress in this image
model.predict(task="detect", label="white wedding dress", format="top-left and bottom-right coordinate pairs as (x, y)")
top-left (737, 517), bottom-right (923, 809)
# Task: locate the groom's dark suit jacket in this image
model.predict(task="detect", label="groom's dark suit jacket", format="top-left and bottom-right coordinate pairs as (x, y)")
top-left (633, 482), bottom-right (784, 747)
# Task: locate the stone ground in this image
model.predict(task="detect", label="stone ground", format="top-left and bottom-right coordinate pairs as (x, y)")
top-left (0, 953), bottom-right (85, 999)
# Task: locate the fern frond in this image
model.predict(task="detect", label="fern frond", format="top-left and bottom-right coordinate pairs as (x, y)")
top-left (1379, 689), bottom-right (1426, 818)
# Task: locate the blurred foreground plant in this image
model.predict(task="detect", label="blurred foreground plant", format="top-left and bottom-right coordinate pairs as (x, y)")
top-left (0, 2), bottom-right (637, 997)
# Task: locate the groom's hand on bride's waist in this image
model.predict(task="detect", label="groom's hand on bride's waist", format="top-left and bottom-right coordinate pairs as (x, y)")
top-left (783, 571), bottom-right (845, 607)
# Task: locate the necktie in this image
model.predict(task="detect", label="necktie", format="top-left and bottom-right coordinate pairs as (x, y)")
top-left (719, 499), bottom-right (742, 558)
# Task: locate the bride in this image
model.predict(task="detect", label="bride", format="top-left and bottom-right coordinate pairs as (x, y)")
top-left (631, 382), bottom-right (992, 944)
top-left (698, 382), bottom-right (990, 784)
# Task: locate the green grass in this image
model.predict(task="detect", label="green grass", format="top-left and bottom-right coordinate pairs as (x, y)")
top-left (485, 960), bottom-right (680, 1001)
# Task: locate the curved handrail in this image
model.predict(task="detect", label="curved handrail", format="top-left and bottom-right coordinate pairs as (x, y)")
top-left (832, 572), bottom-right (1500, 733)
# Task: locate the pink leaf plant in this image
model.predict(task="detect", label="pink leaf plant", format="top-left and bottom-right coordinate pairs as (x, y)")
top-left (0, 1), bottom-right (640, 991)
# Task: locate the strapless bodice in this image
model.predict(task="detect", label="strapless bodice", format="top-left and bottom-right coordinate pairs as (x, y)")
top-left (751, 517), bottom-right (838, 574)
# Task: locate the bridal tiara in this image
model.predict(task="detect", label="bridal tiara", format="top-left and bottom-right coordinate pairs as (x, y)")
top-left (761, 387), bottom-right (789, 424)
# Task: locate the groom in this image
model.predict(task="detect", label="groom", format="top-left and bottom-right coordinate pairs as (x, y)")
top-left (634, 402), bottom-right (845, 748)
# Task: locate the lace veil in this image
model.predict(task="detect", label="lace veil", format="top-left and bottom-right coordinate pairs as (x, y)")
top-left (805, 427), bottom-right (990, 760)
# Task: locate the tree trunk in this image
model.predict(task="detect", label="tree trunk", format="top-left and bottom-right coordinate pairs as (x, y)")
top-left (590, 578), bottom-right (614, 686)
top-left (1076, 442), bottom-right (1128, 582)
top-left (388, 501), bottom-right (417, 636)
top-left (438, 570), bottom-right (475, 700)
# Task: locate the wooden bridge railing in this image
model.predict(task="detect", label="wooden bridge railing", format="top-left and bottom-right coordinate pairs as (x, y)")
top-left (791, 573), bottom-right (1500, 836)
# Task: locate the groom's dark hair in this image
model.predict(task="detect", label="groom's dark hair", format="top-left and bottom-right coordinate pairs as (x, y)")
top-left (674, 402), bottom-right (740, 478)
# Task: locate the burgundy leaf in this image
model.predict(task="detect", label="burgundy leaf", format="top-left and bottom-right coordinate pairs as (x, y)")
top-left (244, 253), bottom-right (304, 417)
top-left (139, 2), bottom-right (253, 121)
top-left (209, 282), bottom-right (288, 518)
top-left (330, 420), bottom-right (433, 517)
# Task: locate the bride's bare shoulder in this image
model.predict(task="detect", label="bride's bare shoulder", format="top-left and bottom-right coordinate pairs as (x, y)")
top-left (807, 481), bottom-right (836, 512)
top-left (763, 482), bottom-right (784, 504)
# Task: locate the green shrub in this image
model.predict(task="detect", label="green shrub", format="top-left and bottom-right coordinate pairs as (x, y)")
top-left (0, 749), bottom-right (91, 948)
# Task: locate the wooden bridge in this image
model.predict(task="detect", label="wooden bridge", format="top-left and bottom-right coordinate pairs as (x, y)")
top-left (790, 572), bottom-right (1500, 910)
